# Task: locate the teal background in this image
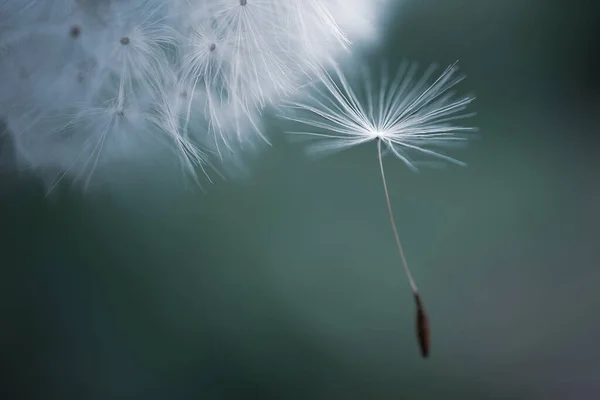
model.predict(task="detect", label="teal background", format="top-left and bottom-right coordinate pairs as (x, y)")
top-left (2, 1), bottom-right (599, 398)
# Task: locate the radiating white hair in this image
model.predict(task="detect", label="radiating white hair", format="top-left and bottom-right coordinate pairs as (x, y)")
top-left (281, 60), bottom-right (476, 170)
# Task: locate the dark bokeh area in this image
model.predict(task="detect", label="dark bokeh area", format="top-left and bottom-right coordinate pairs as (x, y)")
top-left (1, 1), bottom-right (599, 399)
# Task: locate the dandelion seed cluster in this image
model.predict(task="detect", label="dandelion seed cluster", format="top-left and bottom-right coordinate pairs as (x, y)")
top-left (0, 0), bottom-right (385, 189)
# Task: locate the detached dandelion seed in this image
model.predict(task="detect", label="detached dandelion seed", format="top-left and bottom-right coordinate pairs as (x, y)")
top-left (282, 60), bottom-right (476, 357)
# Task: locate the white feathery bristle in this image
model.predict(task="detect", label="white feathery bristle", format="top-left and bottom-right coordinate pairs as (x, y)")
top-left (281, 60), bottom-right (476, 170)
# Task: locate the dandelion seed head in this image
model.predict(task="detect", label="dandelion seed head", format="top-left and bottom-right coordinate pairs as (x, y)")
top-left (0, 0), bottom-right (398, 190)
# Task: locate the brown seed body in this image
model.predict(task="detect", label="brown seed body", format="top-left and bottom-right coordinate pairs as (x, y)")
top-left (70, 25), bottom-right (81, 38)
top-left (414, 293), bottom-right (430, 358)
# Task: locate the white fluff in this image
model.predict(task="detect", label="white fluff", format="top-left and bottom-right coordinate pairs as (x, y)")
top-left (281, 61), bottom-right (477, 170)
top-left (0, 0), bottom-right (387, 190)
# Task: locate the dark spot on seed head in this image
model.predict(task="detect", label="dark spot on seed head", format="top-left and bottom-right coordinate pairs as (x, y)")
top-left (70, 25), bottom-right (81, 38)
top-left (120, 37), bottom-right (130, 45)
top-left (209, 43), bottom-right (216, 52)
top-left (240, 0), bottom-right (247, 5)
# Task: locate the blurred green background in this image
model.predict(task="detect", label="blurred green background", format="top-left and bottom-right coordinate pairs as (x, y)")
top-left (2, 0), bottom-right (599, 398)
